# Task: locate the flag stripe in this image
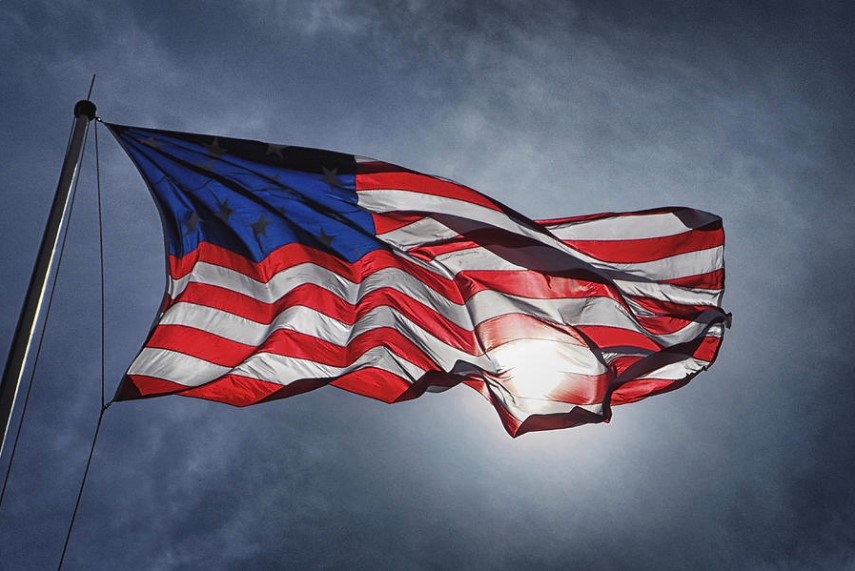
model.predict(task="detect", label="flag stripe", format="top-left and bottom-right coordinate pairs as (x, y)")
top-left (561, 227), bottom-right (723, 264)
top-left (129, 344), bottom-right (428, 387)
top-left (425, 236), bottom-right (723, 282)
top-left (356, 169), bottom-right (503, 212)
top-left (546, 208), bottom-right (722, 240)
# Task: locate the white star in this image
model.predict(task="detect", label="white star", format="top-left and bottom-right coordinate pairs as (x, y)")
top-left (141, 137), bottom-right (163, 148)
top-left (251, 213), bottom-right (271, 237)
top-left (266, 144), bottom-right (285, 159)
top-left (317, 227), bottom-right (334, 248)
top-left (206, 137), bottom-right (227, 158)
top-left (321, 166), bottom-right (340, 187)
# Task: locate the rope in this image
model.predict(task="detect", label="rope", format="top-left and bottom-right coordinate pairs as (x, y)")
top-left (0, 118), bottom-right (88, 510)
top-left (96, 121), bottom-right (107, 409)
top-left (56, 403), bottom-right (110, 570)
top-left (56, 119), bottom-right (115, 570)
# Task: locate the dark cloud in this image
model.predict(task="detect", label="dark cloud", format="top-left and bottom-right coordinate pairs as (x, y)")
top-left (1, 1), bottom-right (854, 569)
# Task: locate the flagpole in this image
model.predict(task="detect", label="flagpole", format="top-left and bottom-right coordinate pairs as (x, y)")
top-left (0, 100), bottom-right (97, 460)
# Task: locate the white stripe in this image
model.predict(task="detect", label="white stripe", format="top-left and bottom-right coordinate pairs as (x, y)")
top-left (467, 290), bottom-right (722, 348)
top-left (376, 216), bottom-right (459, 250)
top-left (129, 345), bottom-right (427, 387)
top-left (430, 244), bottom-right (722, 302)
top-left (237, 346), bottom-right (427, 384)
top-left (170, 262), bottom-right (472, 328)
top-left (611, 278), bottom-right (722, 306)
top-left (636, 357), bottom-right (711, 381)
top-left (546, 210), bottom-right (720, 241)
top-left (160, 301), bottom-right (490, 371)
top-left (359, 190), bottom-right (581, 260)
top-left (128, 348), bottom-right (230, 386)
top-left (598, 246), bottom-right (723, 281)
top-left (479, 375), bottom-right (606, 418)
top-left (429, 238), bottom-right (723, 282)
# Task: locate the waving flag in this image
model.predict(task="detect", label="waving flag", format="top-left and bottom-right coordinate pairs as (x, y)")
top-left (108, 123), bottom-right (729, 436)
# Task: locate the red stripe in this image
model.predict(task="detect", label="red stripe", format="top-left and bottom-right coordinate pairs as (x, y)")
top-left (356, 170), bottom-right (502, 212)
top-left (632, 313), bottom-right (708, 336)
top-left (124, 375), bottom-right (192, 398)
top-left (128, 367), bottom-right (429, 409)
top-left (662, 269), bottom-right (724, 290)
top-left (471, 314), bottom-right (611, 405)
top-left (462, 378), bottom-right (609, 437)
top-left (147, 323), bottom-right (438, 371)
top-left (409, 224), bottom-right (724, 264)
top-left (535, 207), bottom-right (693, 227)
top-left (456, 269), bottom-right (618, 301)
top-left (125, 374), bottom-right (286, 405)
top-left (407, 226), bottom-right (554, 261)
top-left (463, 270), bottom-right (725, 335)
top-left (536, 212), bottom-right (622, 225)
top-left (410, 226), bottom-right (723, 275)
top-left (457, 271), bottom-right (720, 336)
top-left (562, 227), bottom-right (723, 264)
top-left (628, 295), bottom-right (721, 318)
top-left (147, 325), bottom-right (256, 366)
top-left (475, 312), bottom-right (588, 352)
top-left (409, 242), bottom-right (724, 316)
top-left (169, 241), bottom-right (465, 304)
top-left (611, 378), bottom-right (684, 405)
top-left (598, 334), bottom-right (721, 372)
top-left (354, 160), bottom-right (408, 174)
top-left (485, 370), bottom-right (610, 406)
top-left (577, 325), bottom-right (663, 351)
top-left (371, 212), bottom-right (426, 234)
top-left (607, 355), bottom-right (645, 377)
top-left (330, 368), bottom-right (413, 403)
top-left (464, 378), bottom-right (524, 435)
top-left (169, 281), bottom-right (476, 353)
top-left (405, 232), bottom-right (723, 305)
top-left (408, 237), bottom-right (477, 261)
top-left (692, 335), bottom-right (722, 362)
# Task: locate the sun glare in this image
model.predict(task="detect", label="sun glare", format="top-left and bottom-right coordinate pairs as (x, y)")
top-left (488, 337), bottom-right (606, 401)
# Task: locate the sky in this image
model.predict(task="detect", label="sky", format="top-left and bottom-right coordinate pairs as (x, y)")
top-left (1, 1), bottom-right (854, 569)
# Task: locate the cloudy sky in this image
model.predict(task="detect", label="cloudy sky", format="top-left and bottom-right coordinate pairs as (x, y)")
top-left (1, 1), bottom-right (854, 569)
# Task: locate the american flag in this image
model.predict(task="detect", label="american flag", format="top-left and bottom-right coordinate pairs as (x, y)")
top-left (108, 124), bottom-right (729, 437)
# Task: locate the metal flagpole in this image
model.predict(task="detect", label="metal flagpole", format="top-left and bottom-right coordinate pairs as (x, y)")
top-left (0, 99), bottom-right (97, 460)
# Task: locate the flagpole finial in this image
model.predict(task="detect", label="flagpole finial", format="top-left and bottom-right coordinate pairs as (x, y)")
top-left (74, 100), bottom-right (97, 120)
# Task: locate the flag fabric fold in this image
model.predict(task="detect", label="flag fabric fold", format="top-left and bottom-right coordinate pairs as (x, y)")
top-left (108, 123), bottom-right (729, 436)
